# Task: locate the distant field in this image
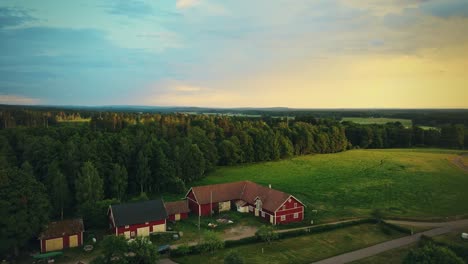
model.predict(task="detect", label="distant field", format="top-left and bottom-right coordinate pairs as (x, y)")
top-left (57, 118), bottom-right (91, 122)
top-left (195, 149), bottom-right (468, 222)
top-left (342, 117), bottom-right (412, 127)
top-left (174, 223), bottom-right (405, 264)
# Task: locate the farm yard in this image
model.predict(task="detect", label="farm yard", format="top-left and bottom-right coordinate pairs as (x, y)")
top-left (194, 149), bottom-right (468, 223)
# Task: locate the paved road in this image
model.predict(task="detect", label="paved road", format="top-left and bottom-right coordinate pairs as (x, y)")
top-left (312, 219), bottom-right (468, 264)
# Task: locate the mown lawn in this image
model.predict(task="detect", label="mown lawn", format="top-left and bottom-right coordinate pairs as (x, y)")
top-left (341, 117), bottom-right (412, 127)
top-left (193, 149), bottom-right (468, 222)
top-left (352, 243), bottom-right (415, 264)
top-left (173, 223), bottom-right (405, 264)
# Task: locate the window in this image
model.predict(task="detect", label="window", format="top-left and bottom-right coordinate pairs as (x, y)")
top-left (288, 198), bottom-right (291, 203)
top-left (125, 225), bottom-right (129, 229)
top-left (281, 215), bottom-right (286, 221)
top-left (130, 231), bottom-right (135, 238)
top-left (294, 213), bottom-right (299, 219)
top-left (282, 205), bottom-right (286, 210)
top-left (261, 211), bottom-right (265, 217)
top-left (145, 222), bottom-right (149, 225)
top-left (294, 203), bottom-right (297, 208)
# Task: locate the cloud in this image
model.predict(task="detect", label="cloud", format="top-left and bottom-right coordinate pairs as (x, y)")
top-left (176, 0), bottom-right (199, 9)
top-left (0, 94), bottom-right (41, 105)
top-left (103, 0), bottom-right (154, 18)
top-left (421, 0), bottom-right (468, 18)
top-left (0, 7), bottom-right (36, 28)
top-left (339, 0), bottom-right (428, 16)
top-left (173, 84), bottom-right (202, 92)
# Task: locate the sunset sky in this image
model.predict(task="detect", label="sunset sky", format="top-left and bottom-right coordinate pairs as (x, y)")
top-left (1, 0), bottom-right (467, 108)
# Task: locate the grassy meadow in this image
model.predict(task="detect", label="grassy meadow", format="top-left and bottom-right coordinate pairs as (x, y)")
top-left (194, 149), bottom-right (468, 222)
top-left (174, 223), bottom-right (405, 264)
top-left (341, 117), bottom-right (413, 127)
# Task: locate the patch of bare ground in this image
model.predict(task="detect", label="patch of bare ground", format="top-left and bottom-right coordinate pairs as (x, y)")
top-left (223, 225), bottom-right (258, 240)
top-left (449, 153), bottom-right (468, 173)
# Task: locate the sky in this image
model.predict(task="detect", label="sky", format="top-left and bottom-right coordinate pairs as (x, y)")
top-left (0, 0), bottom-right (467, 108)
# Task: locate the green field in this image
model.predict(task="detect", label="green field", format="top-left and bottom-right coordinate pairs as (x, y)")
top-left (174, 223), bottom-right (405, 264)
top-left (194, 149), bottom-right (468, 222)
top-left (342, 117), bottom-right (413, 127)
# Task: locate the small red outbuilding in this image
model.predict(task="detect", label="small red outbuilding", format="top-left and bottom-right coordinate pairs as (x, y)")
top-left (108, 199), bottom-right (168, 239)
top-left (165, 200), bottom-right (190, 221)
top-left (39, 219), bottom-right (84, 253)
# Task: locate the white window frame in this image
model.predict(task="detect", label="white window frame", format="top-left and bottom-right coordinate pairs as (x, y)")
top-left (294, 213), bottom-right (299, 219)
top-left (281, 215), bottom-right (286, 221)
top-left (125, 225), bottom-right (129, 229)
top-left (294, 203), bottom-right (297, 208)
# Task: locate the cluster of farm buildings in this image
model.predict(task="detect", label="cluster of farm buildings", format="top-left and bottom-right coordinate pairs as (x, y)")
top-left (39, 181), bottom-right (305, 252)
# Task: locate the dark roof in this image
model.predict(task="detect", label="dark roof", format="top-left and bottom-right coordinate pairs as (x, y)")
top-left (188, 181), bottom-right (301, 212)
top-left (110, 199), bottom-right (168, 227)
top-left (39, 219), bottom-right (84, 240)
top-left (165, 200), bottom-right (190, 215)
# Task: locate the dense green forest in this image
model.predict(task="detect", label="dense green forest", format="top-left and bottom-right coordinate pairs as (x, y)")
top-left (0, 106), bottom-right (467, 255)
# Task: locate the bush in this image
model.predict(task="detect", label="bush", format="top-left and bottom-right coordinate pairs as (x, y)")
top-left (403, 242), bottom-right (464, 264)
top-left (177, 243), bottom-right (191, 256)
top-left (199, 231), bottom-right (224, 254)
top-left (225, 236), bottom-right (260, 248)
top-left (381, 221), bottom-right (412, 235)
top-left (224, 250), bottom-right (244, 264)
top-left (80, 199), bottom-right (119, 229)
top-left (255, 225), bottom-right (278, 244)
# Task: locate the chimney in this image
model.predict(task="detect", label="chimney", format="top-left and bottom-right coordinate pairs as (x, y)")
top-left (269, 184), bottom-right (271, 189)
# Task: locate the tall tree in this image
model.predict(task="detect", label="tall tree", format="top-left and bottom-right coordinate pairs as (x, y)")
top-left (47, 161), bottom-right (70, 220)
top-left (108, 163), bottom-right (128, 200)
top-left (75, 161), bottom-right (103, 207)
top-left (0, 163), bottom-right (50, 255)
top-left (136, 148), bottom-right (151, 194)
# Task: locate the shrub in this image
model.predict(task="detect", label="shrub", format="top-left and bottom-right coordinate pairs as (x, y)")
top-left (403, 242), bottom-right (464, 264)
top-left (255, 225), bottom-right (278, 244)
top-left (199, 231), bottom-right (224, 254)
top-left (224, 250), bottom-right (244, 264)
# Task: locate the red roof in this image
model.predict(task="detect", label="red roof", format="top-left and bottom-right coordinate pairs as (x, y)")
top-left (188, 181), bottom-right (301, 212)
top-left (165, 200), bottom-right (190, 215)
top-left (39, 219), bottom-right (84, 240)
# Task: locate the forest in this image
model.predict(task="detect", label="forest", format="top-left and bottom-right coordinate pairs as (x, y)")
top-left (0, 107), bottom-right (467, 255)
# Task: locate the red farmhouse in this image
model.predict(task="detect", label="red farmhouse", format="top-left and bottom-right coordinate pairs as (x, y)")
top-left (165, 200), bottom-right (190, 221)
top-left (39, 219), bottom-right (84, 253)
top-left (109, 199), bottom-right (167, 239)
top-left (186, 181), bottom-right (305, 225)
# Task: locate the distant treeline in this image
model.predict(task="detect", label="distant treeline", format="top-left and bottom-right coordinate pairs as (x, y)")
top-left (1, 107), bottom-right (467, 255)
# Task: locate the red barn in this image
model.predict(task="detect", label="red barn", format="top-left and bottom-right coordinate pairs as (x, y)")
top-left (39, 219), bottom-right (84, 253)
top-left (165, 200), bottom-right (190, 221)
top-left (186, 181), bottom-right (305, 225)
top-left (109, 199), bottom-right (168, 239)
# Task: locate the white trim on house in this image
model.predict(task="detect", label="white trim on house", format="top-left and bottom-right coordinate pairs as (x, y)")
top-left (273, 195), bottom-right (306, 213)
top-left (108, 206), bottom-right (116, 227)
top-left (185, 188), bottom-right (199, 203)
